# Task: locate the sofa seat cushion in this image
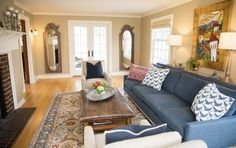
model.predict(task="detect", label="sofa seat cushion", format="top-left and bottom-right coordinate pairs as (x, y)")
top-left (142, 94), bottom-right (189, 114)
top-left (132, 86), bottom-right (168, 100)
top-left (158, 107), bottom-right (195, 136)
top-left (124, 79), bottom-right (141, 90)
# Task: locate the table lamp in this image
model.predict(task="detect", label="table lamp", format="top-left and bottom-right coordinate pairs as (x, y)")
top-left (167, 35), bottom-right (183, 67)
top-left (219, 32), bottom-right (236, 83)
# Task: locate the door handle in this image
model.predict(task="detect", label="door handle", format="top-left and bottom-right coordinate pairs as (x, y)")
top-left (91, 50), bottom-right (94, 57)
top-left (88, 50), bottom-right (90, 57)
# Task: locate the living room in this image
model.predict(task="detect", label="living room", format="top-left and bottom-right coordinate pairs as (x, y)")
top-left (0, 0), bottom-right (236, 147)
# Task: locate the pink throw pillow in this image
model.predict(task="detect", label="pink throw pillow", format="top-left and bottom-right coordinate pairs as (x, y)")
top-left (128, 64), bottom-right (148, 81)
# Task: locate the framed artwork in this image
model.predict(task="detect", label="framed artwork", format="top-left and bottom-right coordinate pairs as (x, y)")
top-left (191, 0), bottom-right (231, 71)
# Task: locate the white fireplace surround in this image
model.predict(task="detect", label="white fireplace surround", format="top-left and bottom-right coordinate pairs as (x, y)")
top-left (0, 28), bottom-right (25, 109)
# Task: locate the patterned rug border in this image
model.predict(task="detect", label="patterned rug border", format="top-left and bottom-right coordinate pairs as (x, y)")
top-left (29, 91), bottom-right (80, 147)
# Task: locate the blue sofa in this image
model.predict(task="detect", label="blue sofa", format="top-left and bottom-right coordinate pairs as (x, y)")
top-left (124, 65), bottom-right (236, 148)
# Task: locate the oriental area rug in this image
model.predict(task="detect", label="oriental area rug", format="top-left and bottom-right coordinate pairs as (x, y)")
top-left (30, 89), bottom-right (146, 148)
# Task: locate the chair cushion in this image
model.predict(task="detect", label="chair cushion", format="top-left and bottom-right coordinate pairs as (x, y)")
top-left (86, 61), bottom-right (104, 79)
top-left (141, 66), bottom-right (170, 90)
top-left (124, 78), bottom-right (141, 91)
top-left (191, 83), bottom-right (235, 121)
top-left (163, 69), bottom-right (182, 93)
top-left (142, 94), bottom-right (189, 116)
top-left (128, 64), bottom-right (148, 81)
top-left (86, 78), bottom-right (108, 89)
top-left (132, 85), bottom-right (168, 100)
top-left (105, 124), bottom-right (167, 144)
top-left (104, 132), bottom-right (182, 148)
top-left (95, 133), bottom-right (106, 148)
top-left (174, 73), bottom-right (206, 105)
top-left (158, 107), bottom-right (195, 136)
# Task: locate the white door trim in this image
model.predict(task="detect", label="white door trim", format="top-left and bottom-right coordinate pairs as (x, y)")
top-left (68, 20), bottom-right (112, 76)
top-left (19, 14), bottom-right (36, 84)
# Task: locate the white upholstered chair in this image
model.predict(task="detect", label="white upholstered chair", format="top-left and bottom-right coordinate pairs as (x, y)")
top-left (81, 59), bottom-right (111, 89)
top-left (84, 119), bottom-right (207, 148)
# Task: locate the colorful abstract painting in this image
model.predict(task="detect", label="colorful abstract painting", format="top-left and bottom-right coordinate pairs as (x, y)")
top-left (192, 0), bottom-right (230, 71)
top-left (196, 10), bottom-right (223, 62)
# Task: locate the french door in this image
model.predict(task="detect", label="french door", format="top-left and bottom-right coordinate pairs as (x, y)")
top-left (68, 21), bottom-right (111, 76)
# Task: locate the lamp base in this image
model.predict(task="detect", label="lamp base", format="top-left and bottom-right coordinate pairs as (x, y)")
top-left (222, 76), bottom-right (233, 84)
top-left (172, 61), bottom-right (177, 67)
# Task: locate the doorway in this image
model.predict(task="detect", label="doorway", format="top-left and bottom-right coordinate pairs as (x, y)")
top-left (68, 21), bottom-right (112, 76)
top-left (20, 19), bottom-right (30, 84)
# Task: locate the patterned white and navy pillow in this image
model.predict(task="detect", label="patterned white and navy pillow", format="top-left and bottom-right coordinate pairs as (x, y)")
top-left (191, 83), bottom-right (235, 121)
top-left (141, 66), bottom-right (170, 90)
top-left (105, 124), bottom-right (167, 144)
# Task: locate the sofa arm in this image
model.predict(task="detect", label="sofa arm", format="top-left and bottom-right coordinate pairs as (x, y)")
top-left (184, 115), bottom-right (236, 147)
top-left (104, 72), bottom-right (112, 86)
top-left (84, 126), bottom-right (96, 148)
top-left (81, 75), bottom-right (86, 90)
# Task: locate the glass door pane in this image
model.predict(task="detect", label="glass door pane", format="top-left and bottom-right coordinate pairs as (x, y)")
top-left (93, 26), bottom-right (107, 60)
top-left (74, 26), bottom-right (88, 72)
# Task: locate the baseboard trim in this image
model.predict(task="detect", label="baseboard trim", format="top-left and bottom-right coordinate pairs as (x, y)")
top-left (37, 74), bottom-right (72, 79)
top-left (111, 71), bottom-right (129, 76)
top-left (16, 98), bottom-right (25, 109)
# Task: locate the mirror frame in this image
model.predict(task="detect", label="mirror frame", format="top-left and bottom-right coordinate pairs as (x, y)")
top-left (43, 23), bottom-right (62, 73)
top-left (119, 25), bottom-right (134, 70)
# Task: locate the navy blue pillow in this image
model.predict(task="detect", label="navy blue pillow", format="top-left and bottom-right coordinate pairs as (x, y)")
top-left (105, 124), bottom-right (167, 144)
top-left (86, 61), bottom-right (104, 79)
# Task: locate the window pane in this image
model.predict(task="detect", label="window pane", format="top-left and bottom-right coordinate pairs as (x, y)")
top-left (151, 27), bottom-right (171, 64)
top-left (74, 26), bottom-right (87, 69)
top-left (93, 27), bottom-right (106, 59)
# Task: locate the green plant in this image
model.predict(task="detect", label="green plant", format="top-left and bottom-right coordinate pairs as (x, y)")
top-left (186, 58), bottom-right (200, 70)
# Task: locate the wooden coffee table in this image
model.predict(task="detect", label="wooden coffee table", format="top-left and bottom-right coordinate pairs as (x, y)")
top-left (80, 88), bottom-right (134, 131)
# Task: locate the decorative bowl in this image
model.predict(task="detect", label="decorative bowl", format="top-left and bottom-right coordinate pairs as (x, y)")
top-left (86, 87), bottom-right (115, 101)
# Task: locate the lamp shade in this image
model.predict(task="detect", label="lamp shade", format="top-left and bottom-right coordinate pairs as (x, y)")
top-left (167, 35), bottom-right (183, 46)
top-left (219, 32), bottom-right (236, 50)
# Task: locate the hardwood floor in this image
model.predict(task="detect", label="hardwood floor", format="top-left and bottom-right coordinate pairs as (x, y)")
top-left (12, 76), bottom-right (123, 148)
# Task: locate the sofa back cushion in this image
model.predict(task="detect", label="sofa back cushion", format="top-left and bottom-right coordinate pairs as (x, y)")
top-left (174, 73), bottom-right (206, 105)
top-left (216, 84), bottom-right (236, 116)
top-left (162, 69), bottom-right (182, 93)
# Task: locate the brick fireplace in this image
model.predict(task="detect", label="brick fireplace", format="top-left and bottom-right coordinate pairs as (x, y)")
top-left (0, 54), bottom-right (14, 118)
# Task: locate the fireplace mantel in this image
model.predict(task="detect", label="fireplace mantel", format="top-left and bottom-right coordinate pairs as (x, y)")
top-left (0, 28), bottom-right (25, 53)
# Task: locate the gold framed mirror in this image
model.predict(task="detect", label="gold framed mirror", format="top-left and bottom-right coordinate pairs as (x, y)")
top-left (119, 25), bottom-right (134, 70)
top-left (43, 23), bottom-right (62, 73)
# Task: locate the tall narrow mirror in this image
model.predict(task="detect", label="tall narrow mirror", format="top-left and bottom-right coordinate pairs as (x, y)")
top-left (44, 23), bottom-right (62, 73)
top-left (119, 25), bottom-right (134, 70)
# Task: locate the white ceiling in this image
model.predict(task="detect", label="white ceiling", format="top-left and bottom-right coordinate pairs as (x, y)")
top-left (15, 0), bottom-right (192, 17)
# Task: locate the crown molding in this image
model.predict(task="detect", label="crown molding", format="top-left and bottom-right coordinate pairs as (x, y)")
top-left (14, 0), bottom-right (193, 18)
top-left (32, 12), bottom-right (142, 18)
top-left (142, 0), bottom-right (193, 17)
top-left (14, 0), bottom-right (33, 13)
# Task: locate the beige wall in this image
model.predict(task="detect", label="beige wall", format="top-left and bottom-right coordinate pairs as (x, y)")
top-left (32, 15), bottom-right (141, 74)
top-left (141, 0), bottom-right (236, 82)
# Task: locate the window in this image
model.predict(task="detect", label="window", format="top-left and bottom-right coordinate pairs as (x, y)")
top-left (150, 15), bottom-right (172, 65)
top-left (151, 27), bottom-right (171, 64)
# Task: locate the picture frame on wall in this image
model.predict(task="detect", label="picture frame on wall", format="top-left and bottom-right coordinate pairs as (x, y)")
top-left (191, 0), bottom-right (231, 71)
